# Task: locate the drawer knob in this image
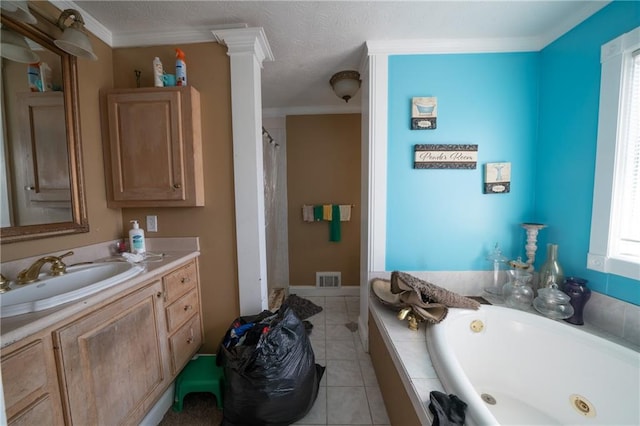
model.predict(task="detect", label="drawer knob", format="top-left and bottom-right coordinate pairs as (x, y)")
top-left (184, 304), bottom-right (193, 311)
top-left (180, 277), bottom-right (190, 284)
top-left (156, 291), bottom-right (162, 298)
top-left (186, 337), bottom-right (194, 344)
top-left (173, 183), bottom-right (182, 189)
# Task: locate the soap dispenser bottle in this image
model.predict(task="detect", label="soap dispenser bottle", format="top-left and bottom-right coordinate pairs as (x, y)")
top-left (129, 220), bottom-right (146, 254)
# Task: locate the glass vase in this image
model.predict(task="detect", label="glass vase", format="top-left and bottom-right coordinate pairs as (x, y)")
top-left (538, 243), bottom-right (564, 291)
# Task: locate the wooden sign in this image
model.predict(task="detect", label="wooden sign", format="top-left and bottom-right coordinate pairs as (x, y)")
top-left (414, 144), bottom-right (478, 169)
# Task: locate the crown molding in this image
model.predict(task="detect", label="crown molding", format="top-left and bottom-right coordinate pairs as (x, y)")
top-left (366, 37), bottom-right (541, 56)
top-left (111, 26), bottom-right (217, 48)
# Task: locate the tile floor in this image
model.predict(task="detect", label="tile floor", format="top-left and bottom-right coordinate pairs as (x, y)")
top-left (293, 296), bottom-right (391, 426)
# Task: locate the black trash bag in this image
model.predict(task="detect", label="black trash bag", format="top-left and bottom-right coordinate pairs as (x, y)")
top-left (218, 307), bottom-right (325, 426)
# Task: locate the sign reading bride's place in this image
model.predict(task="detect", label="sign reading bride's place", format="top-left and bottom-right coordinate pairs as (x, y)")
top-left (414, 144), bottom-right (478, 169)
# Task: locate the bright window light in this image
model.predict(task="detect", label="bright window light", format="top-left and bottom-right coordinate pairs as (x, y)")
top-left (588, 27), bottom-right (640, 280)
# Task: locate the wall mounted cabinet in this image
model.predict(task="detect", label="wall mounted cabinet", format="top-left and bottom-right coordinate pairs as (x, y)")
top-left (101, 87), bottom-right (204, 207)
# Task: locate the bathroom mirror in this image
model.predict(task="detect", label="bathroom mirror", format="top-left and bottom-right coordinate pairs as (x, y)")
top-left (1, 10), bottom-right (88, 243)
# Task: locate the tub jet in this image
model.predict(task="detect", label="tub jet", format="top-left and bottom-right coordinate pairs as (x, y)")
top-left (481, 393), bottom-right (496, 405)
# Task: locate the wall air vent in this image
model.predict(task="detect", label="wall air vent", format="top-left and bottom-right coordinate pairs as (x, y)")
top-left (316, 272), bottom-right (341, 288)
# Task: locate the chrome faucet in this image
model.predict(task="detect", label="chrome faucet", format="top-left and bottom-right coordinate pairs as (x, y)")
top-left (17, 251), bottom-right (74, 285)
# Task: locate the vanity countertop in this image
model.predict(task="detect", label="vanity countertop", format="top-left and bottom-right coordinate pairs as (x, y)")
top-left (1, 238), bottom-right (200, 349)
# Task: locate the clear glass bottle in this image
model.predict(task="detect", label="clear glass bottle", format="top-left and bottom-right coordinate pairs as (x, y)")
top-left (538, 243), bottom-right (564, 290)
top-left (503, 268), bottom-right (534, 310)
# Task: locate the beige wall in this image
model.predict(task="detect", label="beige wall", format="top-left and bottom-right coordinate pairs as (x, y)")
top-left (113, 43), bottom-right (238, 352)
top-left (286, 114), bottom-right (361, 286)
top-left (1, 3), bottom-right (122, 262)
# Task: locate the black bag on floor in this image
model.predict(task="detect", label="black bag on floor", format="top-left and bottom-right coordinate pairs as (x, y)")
top-left (218, 306), bottom-right (325, 426)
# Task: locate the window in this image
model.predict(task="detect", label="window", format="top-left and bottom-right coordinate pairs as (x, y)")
top-left (588, 27), bottom-right (640, 280)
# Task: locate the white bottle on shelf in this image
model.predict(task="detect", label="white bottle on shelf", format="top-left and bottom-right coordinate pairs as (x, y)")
top-left (153, 57), bottom-right (163, 88)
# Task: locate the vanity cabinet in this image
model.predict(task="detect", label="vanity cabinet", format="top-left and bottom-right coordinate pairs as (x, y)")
top-left (100, 87), bottom-right (204, 208)
top-left (1, 257), bottom-right (203, 426)
top-left (162, 261), bottom-right (203, 375)
top-left (53, 280), bottom-right (168, 425)
top-left (0, 335), bottom-right (65, 425)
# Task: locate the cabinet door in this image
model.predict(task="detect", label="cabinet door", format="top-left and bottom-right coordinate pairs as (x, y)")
top-left (105, 90), bottom-right (186, 202)
top-left (16, 92), bottom-right (71, 208)
top-left (1, 336), bottom-right (65, 425)
top-left (54, 281), bottom-right (168, 426)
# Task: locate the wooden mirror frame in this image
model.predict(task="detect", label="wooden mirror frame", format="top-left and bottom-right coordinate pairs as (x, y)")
top-left (1, 11), bottom-right (88, 243)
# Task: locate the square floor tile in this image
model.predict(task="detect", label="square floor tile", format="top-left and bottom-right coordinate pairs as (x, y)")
top-left (327, 386), bottom-right (372, 425)
top-left (365, 386), bottom-right (390, 425)
top-left (326, 339), bottom-right (356, 360)
top-left (358, 357), bottom-right (378, 387)
top-left (326, 359), bottom-right (363, 386)
top-left (325, 310), bottom-right (348, 323)
top-left (327, 323), bottom-right (355, 340)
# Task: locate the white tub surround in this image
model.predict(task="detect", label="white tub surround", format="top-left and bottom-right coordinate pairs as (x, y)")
top-left (369, 270), bottom-right (640, 348)
top-left (369, 297), bottom-right (441, 425)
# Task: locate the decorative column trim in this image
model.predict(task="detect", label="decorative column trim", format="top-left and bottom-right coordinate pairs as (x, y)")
top-left (212, 27), bottom-right (274, 315)
top-left (212, 27), bottom-right (274, 65)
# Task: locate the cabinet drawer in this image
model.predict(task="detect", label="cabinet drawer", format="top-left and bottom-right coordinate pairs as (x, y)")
top-left (166, 289), bottom-right (199, 333)
top-left (169, 314), bottom-right (202, 375)
top-left (2, 340), bottom-right (49, 413)
top-left (163, 261), bottom-right (197, 304)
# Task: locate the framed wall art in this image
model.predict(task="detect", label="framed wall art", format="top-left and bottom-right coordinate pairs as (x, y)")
top-left (484, 162), bottom-right (511, 193)
top-left (411, 97), bottom-right (437, 130)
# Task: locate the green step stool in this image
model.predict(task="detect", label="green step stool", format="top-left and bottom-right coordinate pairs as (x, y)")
top-left (173, 354), bottom-right (224, 411)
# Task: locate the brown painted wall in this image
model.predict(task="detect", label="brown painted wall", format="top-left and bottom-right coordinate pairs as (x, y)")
top-left (113, 43), bottom-right (238, 352)
top-left (287, 114), bottom-right (361, 286)
top-left (1, 3), bottom-right (122, 262)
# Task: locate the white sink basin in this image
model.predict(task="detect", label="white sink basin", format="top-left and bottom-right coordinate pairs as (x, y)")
top-left (0, 262), bottom-right (145, 318)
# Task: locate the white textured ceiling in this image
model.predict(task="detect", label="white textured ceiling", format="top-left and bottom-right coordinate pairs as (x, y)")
top-left (71, 1), bottom-right (609, 113)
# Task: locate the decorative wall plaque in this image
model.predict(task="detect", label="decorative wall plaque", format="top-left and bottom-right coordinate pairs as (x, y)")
top-left (484, 162), bottom-right (511, 193)
top-left (411, 97), bottom-right (437, 130)
top-left (414, 144), bottom-right (478, 169)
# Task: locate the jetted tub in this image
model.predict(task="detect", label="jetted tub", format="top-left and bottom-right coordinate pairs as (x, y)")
top-left (426, 305), bottom-right (640, 425)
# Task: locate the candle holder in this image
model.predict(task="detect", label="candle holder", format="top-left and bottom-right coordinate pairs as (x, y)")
top-left (521, 223), bottom-right (547, 271)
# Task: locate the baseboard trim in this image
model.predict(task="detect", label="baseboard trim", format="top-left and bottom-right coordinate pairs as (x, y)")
top-left (140, 383), bottom-right (175, 426)
top-left (288, 286), bottom-right (360, 297)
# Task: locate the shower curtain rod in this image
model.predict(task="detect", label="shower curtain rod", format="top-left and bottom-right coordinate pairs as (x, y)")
top-left (262, 127), bottom-right (279, 147)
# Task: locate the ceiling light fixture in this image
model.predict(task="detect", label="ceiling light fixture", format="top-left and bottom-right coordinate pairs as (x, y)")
top-left (330, 70), bottom-right (361, 103)
top-left (53, 9), bottom-right (97, 60)
top-left (0, 28), bottom-right (40, 63)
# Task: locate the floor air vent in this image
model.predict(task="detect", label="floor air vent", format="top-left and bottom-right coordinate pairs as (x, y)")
top-left (316, 272), bottom-right (341, 288)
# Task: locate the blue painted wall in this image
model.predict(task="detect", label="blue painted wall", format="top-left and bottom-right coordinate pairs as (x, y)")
top-left (385, 1), bottom-right (640, 305)
top-left (536, 1), bottom-right (640, 304)
top-left (387, 53), bottom-right (539, 270)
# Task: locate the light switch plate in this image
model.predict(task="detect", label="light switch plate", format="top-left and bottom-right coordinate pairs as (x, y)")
top-left (146, 215), bottom-right (158, 232)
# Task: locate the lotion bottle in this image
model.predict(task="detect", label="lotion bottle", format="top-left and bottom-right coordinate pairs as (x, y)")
top-left (129, 220), bottom-right (146, 254)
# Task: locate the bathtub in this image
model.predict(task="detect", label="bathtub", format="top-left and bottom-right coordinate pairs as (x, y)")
top-left (426, 305), bottom-right (640, 425)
